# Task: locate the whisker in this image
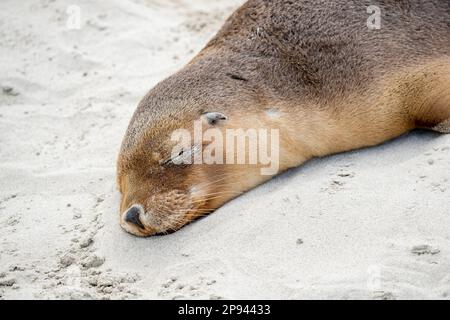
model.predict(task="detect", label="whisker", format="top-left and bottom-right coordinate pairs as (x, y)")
top-left (193, 172), bottom-right (243, 190)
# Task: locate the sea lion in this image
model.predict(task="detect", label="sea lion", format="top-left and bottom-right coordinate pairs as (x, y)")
top-left (117, 0), bottom-right (450, 237)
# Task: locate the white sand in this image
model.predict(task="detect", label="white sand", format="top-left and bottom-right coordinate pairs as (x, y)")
top-left (1, 0), bottom-right (449, 300)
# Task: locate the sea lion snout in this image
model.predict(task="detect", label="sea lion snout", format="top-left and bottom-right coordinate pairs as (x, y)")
top-left (124, 205), bottom-right (145, 229)
top-left (120, 204), bottom-right (154, 237)
top-left (118, 179), bottom-right (205, 237)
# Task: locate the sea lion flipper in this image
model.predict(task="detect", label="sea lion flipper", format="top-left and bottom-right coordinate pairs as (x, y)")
top-left (433, 119), bottom-right (450, 134)
top-left (401, 59), bottom-right (450, 132)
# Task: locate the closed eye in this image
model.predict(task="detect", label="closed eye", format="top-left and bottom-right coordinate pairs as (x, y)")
top-left (162, 150), bottom-right (183, 166)
top-left (162, 145), bottom-right (200, 167)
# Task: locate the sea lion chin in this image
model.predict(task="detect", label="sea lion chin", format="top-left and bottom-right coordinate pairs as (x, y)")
top-left (117, 0), bottom-right (450, 237)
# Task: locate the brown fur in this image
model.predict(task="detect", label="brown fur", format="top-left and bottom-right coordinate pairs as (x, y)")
top-left (118, 0), bottom-right (450, 236)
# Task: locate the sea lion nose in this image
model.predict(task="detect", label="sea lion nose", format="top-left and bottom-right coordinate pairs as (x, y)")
top-left (124, 205), bottom-right (145, 229)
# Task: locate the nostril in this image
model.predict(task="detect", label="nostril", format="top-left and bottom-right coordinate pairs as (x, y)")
top-left (124, 206), bottom-right (145, 229)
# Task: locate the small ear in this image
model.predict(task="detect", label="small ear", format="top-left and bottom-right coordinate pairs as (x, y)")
top-left (202, 112), bottom-right (228, 125)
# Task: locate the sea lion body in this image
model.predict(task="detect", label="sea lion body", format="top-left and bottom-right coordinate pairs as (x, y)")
top-left (118, 0), bottom-right (450, 236)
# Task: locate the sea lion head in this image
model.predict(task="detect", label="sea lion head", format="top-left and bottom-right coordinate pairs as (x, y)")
top-left (117, 108), bottom-right (231, 237)
top-left (117, 65), bottom-right (277, 236)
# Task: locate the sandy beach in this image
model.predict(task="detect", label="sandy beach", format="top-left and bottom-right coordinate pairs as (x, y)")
top-left (1, 0), bottom-right (449, 300)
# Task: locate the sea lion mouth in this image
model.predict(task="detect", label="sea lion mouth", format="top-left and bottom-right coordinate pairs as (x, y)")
top-left (120, 199), bottom-right (213, 237)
